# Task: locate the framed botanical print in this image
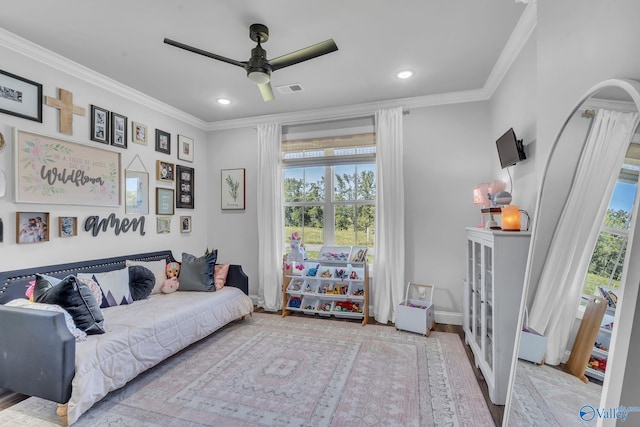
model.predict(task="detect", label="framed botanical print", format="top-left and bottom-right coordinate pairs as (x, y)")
top-left (221, 168), bottom-right (245, 210)
top-left (90, 105), bottom-right (109, 144)
top-left (155, 129), bottom-right (171, 154)
top-left (176, 164), bottom-right (194, 209)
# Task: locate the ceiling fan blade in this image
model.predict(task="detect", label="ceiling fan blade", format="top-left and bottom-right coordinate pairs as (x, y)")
top-left (269, 39), bottom-right (338, 71)
top-left (258, 82), bottom-right (275, 102)
top-left (163, 38), bottom-right (246, 68)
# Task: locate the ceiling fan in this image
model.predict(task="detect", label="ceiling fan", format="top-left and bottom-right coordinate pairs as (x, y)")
top-left (164, 23), bottom-right (338, 102)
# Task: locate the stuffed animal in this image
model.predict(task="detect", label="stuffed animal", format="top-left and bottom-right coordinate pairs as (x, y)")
top-left (162, 261), bottom-right (181, 294)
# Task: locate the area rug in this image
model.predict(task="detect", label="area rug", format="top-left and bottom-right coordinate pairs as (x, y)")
top-left (0, 313), bottom-right (493, 426)
top-left (507, 360), bottom-right (602, 426)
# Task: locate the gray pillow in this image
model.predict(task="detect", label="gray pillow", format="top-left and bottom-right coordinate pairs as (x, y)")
top-left (128, 265), bottom-right (155, 300)
top-left (34, 274), bottom-right (105, 335)
top-left (179, 251), bottom-right (217, 291)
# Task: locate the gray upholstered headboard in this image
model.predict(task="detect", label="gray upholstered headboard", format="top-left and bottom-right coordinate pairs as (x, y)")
top-left (0, 250), bottom-right (249, 304)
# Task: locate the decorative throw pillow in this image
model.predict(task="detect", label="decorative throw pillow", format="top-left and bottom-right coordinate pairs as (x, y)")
top-left (76, 275), bottom-right (103, 307)
top-left (82, 268), bottom-right (132, 308)
top-left (179, 250), bottom-right (218, 291)
top-left (125, 259), bottom-right (167, 295)
top-left (128, 265), bottom-right (155, 300)
top-left (214, 264), bottom-right (230, 290)
top-left (34, 274), bottom-right (105, 335)
top-left (6, 298), bottom-right (87, 342)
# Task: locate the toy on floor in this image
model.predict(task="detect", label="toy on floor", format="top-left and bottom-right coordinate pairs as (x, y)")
top-left (162, 261), bottom-right (181, 294)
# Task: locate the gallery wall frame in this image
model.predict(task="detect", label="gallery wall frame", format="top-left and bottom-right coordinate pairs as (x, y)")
top-left (221, 168), bottom-right (245, 210)
top-left (111, 112), bottom-right (128, 148)
top-left (58, 216), bottom-right (78, 237)
top-left (16, 211), bottom-right (50, 243)
top-left (156, 216), bottom-right (171, 234)
top-left (156, 187), bottom-right (175, 215)
top-left (176, 164), bottom-right (194, 209)
top-left (90, 105), bottom-right (109, 144)
top-left (156, 160), bottom-right (175, 182)
top-left (125, 170), bottom-right (149, 214)
top-left (132, 121), bottom-right (147, 145)
top-left (178, 135), bottom-right (194, 162)
top-left (155, 129), bottom-right (171, 154)
top-left (15, 129), bottom-right (121, 207)
top-left (180, 215), bottom-right (192, 233)
top-left (0, 69), bottom-right (43, 122)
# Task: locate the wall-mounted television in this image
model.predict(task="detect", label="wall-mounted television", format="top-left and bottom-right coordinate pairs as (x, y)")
top-left (496, 128), bottom-right (526, 169)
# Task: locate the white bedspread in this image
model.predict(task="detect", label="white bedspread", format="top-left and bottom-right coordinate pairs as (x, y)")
top-left (67, 287), bottom-right (253, 425)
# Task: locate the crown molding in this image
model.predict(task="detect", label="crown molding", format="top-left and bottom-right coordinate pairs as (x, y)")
top-left (0, 3), bottom-right (536, 133)
top-left (0, 27), bottom-right (208, 130)
top-left (483, 3), bottom-right (537, 98)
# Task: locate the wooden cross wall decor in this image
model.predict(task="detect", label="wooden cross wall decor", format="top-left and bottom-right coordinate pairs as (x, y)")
top-left (45, 88), bottom-right (86, 135)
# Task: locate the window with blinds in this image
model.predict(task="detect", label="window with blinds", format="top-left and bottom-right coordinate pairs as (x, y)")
top-left (282, 117), bottom-right (376, 262)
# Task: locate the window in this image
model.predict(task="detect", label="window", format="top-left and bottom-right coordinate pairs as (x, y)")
top-left (582, 145), bottom-right (639, 299)
top-left (282, 120), bottom-right (376, 262)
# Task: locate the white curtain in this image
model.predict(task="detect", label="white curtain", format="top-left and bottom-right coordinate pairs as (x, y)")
top-left (257, 123), bottom-right (284, 311)
top-left (373, 107), bottom-right (405, 324)
top-left (529, 109), bottom-right (640, 365)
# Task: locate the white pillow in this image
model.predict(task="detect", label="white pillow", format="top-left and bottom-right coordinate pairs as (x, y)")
top-left (6, 298), bottom-right (87, 342)
top-left (125, 259), bottom-right (167, 295)
top-left (79, 267), bottom-right (132, 308)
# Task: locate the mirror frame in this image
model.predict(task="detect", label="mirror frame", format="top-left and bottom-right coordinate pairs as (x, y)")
top-left (503, 78), bottom-right (640, 426)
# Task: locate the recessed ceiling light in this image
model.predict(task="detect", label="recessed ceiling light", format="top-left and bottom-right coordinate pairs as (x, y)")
top-left (396, 70), bottom-right (414, 79)
top-left (217, 98), bottom-right (231, 105)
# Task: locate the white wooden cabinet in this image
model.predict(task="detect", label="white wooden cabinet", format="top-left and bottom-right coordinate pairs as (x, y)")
top-left (462, 227), bottom-right (530, 405)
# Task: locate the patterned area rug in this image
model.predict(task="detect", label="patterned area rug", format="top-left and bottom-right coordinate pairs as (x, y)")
top-left (508, 360), bottom-right (602, 426)
top-left (0, 313), bottom-right (493, 426)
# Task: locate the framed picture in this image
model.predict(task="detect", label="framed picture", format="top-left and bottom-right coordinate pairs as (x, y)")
top-left (221, 168), bottom-right (245, 210)
top-left (90, 105), bottom-right (109, 144)
top-left (155, 129), bottom-right (171, 154)
top-left (156, 160), bottom-right (175, 182)
top-left (178, 135), bottom-right (194, 162)
top-left (110, 112), bottom-right (128, 148)
top-left (132, 122), bottom-right (147, 145)
top-left (156, 187), bottom-right (175, 215)
top-left (58, 216), bottom-right (78, 237)
top-left (180, 216), bottom-right (192, 233)
top-left (125, 170), bottom-right (149, 214)
top-left (15, 129), bottom-right (121, 207)
top-left (156, 217), bottom-right (171, 234)
top-left (16, 211), bottom-right (49, 243)
top-left (0, 69), bottom-right (43, 122)
top-left (176, 164), bottom-right (194, 209)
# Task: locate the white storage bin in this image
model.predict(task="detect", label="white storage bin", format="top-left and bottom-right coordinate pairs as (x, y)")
top-left (517, 307), bottom-right (547, 364)
top-left (396, 282), bottom-right (435, 336)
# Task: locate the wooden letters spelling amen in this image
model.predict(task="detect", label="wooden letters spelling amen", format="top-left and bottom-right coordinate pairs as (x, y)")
top-left (84, 214), bottom-right (145, 237)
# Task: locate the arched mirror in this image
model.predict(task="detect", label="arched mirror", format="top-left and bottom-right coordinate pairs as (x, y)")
top-left (504, 79), bottom-right (640, 426)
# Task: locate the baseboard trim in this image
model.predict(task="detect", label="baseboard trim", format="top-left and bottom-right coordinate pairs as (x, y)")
top-left (251, 295), bottom-right (463, 326)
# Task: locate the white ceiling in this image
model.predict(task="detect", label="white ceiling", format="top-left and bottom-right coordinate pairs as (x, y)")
top-left (0, 1), bottom-right (525, 124)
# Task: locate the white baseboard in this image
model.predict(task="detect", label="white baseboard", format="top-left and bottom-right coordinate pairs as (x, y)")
top-left (251, 295), bottom-right (464, 327)
top-left (435, 311), bottom-right (463, 326)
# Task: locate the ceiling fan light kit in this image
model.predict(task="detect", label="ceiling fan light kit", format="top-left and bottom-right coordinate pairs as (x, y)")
top-left (164, 23), bottom-right (338, 102)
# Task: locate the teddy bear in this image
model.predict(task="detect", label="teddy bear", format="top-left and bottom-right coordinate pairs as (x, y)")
top-left (162, 261), bottom-right (181, 294)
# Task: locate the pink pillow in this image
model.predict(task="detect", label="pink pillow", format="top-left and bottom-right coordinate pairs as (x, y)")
top-left (214, 264), bottom-right (229, 290)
